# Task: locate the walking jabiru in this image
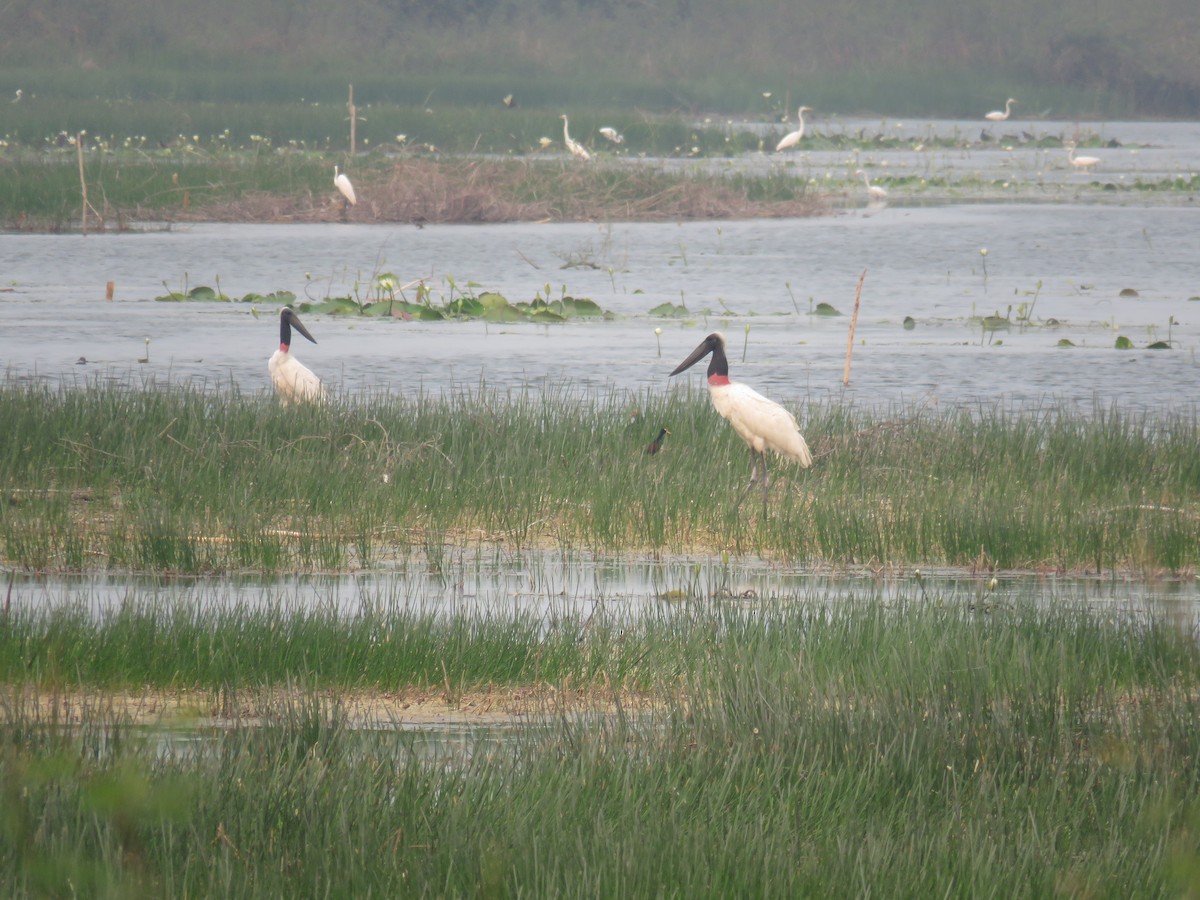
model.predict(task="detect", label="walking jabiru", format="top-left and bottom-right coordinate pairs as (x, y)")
top-left (269, 307), bottom-right (324, 404)
top-left (669, 332), bottom-right (812, 515)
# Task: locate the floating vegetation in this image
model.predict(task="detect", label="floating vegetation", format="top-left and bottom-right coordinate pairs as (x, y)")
top-left (155, 276), bottom-right (611, 323)
top-left (812, 302), bottom-right (842, 317)
top-left (648, 302), bottom-right (690, 318)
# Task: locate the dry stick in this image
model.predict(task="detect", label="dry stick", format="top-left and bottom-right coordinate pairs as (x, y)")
top-left (77, 133), bottom-right (88, 236)
top-left (843, 269), bottom-right (867, 386)
top-left (347, 84), bottom-right (357, 157)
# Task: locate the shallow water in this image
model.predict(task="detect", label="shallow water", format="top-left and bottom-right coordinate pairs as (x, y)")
top-left (3, 206), bottom-right (1198, 414)
top-left (9, 552), bottom-right (1199, 625)
top-left (2, 119), bottom-right (1199, 414)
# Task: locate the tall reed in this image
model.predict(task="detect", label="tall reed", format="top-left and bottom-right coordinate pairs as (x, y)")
top-left (1, 381), bottom-right (1197, 573)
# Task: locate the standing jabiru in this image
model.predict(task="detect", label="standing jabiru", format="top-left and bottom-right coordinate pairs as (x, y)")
top-left (269, 306), bottom-right (324, 405)
top-left (670, 332), bottom-right (812, 515)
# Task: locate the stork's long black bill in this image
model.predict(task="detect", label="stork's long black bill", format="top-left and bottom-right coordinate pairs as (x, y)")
top-left (669, 340), bottom-right (713, 376)
top-left (283, 309), bottom-right (318, 345)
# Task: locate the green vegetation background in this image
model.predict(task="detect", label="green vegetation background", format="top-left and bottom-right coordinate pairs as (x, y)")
top-left (2, 0), bottom-right (1198, 118)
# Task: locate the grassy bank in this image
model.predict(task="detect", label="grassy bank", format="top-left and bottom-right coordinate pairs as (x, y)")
top-left (0, 151), bottom-right (826, 230)
top-left (2, 598), bottom-right (1198, 895)
top-left (2, 381), bottom-right (1197, 574)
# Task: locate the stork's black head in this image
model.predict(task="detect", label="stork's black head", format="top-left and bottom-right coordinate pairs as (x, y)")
top-left (279, 306), bottom-right (317, 348)
top-left (669, 332), bottom-right (728, 379)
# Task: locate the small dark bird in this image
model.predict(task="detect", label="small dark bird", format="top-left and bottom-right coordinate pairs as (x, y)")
top-left (645, 427), bottom-right (671, 455)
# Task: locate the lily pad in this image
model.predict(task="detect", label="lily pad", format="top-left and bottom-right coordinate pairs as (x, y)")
top-left (1056, 338), bottom-right (1075, 347)
top-left (648, 302), bottom-right (690, 318)
top-left (189, 285), bottom-right (233, 302)
top-left (1147, 340), bottom-right (1171, 350)
top-left (813, 302), bottom-right (842, 317)
top-left (1118, 287), bottom-right (1139, 298)
top-left (903, 316), bottom-right (916, 330)
top-left (1114, 336), bottom-right (1135, 349)
top-left (552, 297), bottom-right (604, 318)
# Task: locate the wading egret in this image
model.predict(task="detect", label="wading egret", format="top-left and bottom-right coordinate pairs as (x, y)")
top-left (855, 169), bottom-right (888, 200)
top-left (669, 332), bottom-right (812, 516)
top-left (985, 98), bottom-right (1016, 121)
top-left (270, 307), bottom-right (324, 404)
top-left (561, 115), bottom-right (591, 161)
top-left (334, 166), bottom-right (356, 208)
top-left (1066, 142), bottom-right (1100, 171)
top-left (599, 126), bottom-right (624, 144)
top-left (775, 106), bottom-right (812, 152)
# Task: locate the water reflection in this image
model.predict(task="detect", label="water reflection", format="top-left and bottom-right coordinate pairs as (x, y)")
top-left (9, 551), bottom-right (1199, 625)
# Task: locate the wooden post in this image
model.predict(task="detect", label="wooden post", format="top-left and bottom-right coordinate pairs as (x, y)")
top-left (348, 84), bottom-right (357, 157)
top-left (842, 269), bottom-right (867, 386)
top-left (77, 132), bottom-right (88, 236)
top-left (105, 281), bottom-right (115, 301)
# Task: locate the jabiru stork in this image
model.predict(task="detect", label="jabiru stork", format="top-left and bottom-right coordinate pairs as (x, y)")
top-left (334, 165), bottom-right (357, 208)
top-left (560, 115), bottom-right (591, 161)
top-left (670, 332), bottom-right (812, 515)
top-left (775, 106), bottom-right (812, 152)
top-left (269, 307), bottom-right (324, 404)
top-left (985, 98), bottom-right (1016, 122)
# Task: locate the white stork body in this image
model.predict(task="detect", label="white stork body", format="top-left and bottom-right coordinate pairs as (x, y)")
top-left (670, 332), bottom-right (811, 515)
top-left (1067, 143), bottom-right (1100, 171)
top-left (775, 106), bottom-right (812, 152)
top-left (269, 307), bottom-right (324, 405)
top-left (855, 169), bottom-right (888, 200)
top-left (561, 115), bottom-right (591, 161)
top-left (985, 98), bottom-right (1016, 122)
top-left (334, 165), bottom-right (357, 207)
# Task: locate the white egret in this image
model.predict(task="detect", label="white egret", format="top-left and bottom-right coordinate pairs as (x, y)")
top-left (775, 106), bottom-right (812, 152)
top-left (855, 169), bottom-right (888, 200)
top-left (985, 98), bottom-right (1016, 122)
top-left (1066, 142), bottom-right (1100, 171)
top-left (599, 126), bottom-right (624, 145)
top-left (333, 165), bottom-right (356, 208)
top-left (560, 115), bottom-right (591, 161)
top-left (269, 307), bottom-right (324, 405)
top-left (669, 332), bottom-right (812, 516)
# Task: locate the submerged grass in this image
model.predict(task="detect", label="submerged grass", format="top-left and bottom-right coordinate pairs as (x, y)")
top-left (1, 380), bottom-right (1198, 574)
top-left (2, 598), bottom-right (1198, 895)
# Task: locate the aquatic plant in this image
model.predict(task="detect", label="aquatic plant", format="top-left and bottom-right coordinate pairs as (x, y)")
top-left (0, 381), bottom-right (1198, 574)
top-left (1, 597), bottom-right (1198, 896)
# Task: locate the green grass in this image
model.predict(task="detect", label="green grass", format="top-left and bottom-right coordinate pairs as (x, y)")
top-left (1, 382), bottom-right (1198, 574)
top-left (2, 598), bottom-right (1198, 896)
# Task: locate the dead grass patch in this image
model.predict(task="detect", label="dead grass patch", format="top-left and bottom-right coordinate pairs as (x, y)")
top-left (176, 158), bottom-right (827, 224)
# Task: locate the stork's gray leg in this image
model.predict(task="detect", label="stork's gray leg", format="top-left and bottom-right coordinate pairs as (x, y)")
top-left (733, 447), bottom-right (760, 513)
top-left (759, 450), bottom-right (771, 518)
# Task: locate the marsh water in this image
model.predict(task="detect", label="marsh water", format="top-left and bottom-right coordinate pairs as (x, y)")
top-left (3, 118), bottom-right (1199, 656)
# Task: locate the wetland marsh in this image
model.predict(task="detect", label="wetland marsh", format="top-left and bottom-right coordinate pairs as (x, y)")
top-left (2, 116), bottom-right (1199, 896)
